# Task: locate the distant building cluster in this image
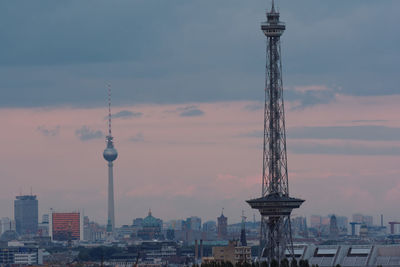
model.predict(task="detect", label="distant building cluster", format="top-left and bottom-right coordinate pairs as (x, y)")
top-left (2, 193), bottom-right (400, 266)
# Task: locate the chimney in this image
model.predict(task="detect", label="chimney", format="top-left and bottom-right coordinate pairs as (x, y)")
top-left (195, 239), bottom-right (198, 261)
top-left (200, 239), bottom-right (203, 260)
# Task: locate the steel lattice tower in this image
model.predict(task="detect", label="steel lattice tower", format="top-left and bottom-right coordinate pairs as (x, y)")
top-left (247, 0), bottom-right (304, 262)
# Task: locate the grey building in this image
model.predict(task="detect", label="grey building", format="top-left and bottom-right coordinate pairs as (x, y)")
top-left (14, 195), bottom-right (38, 236)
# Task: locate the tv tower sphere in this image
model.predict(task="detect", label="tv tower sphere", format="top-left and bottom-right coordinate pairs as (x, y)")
top-left (103, 137), bottom-right (118, 162)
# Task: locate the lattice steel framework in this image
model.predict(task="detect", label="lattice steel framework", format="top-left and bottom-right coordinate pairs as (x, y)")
top-left (247, 0), bottom-right (304, 263)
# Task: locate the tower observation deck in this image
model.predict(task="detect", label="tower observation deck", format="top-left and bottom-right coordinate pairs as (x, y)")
top-left (247, 0), bottom-right (304, 262)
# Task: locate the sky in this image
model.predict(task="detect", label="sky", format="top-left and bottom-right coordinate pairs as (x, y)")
top-left (0, 0), bottom-right (400, 226)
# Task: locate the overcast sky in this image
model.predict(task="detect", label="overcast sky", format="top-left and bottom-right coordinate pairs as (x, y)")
top-left (0, 0), bottom-right (399, 226)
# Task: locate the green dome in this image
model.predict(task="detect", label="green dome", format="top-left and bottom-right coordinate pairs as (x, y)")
top-left (143, 210), bottom-right (160, 227)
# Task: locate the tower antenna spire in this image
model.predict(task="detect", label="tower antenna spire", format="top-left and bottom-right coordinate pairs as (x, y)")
top-left (107, 84), bottom-right (112, 137)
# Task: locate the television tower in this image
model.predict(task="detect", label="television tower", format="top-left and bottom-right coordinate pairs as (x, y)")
top-left (247, 0), bottom-right (304, 262)
top-left (103, 85), bottom-right (118, 233)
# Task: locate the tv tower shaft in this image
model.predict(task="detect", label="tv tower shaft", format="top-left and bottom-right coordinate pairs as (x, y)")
top-left (103, 85), bottom-right (118, 233)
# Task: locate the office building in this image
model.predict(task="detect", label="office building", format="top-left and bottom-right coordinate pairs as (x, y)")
top-left (212, 240), bottom-right (251, 264)
top-left (203, 221), bottom-right (217, 232)
top-left (14, 195), bottom-right (38, 236)
top-left (0, 242), bottom-right (43, 265)
top-left (0, 218), bottom-right (13, 234)
top-left (49, 212), bottom-right (83, 241)
top-left (186, 217), bottom-right (202, 231)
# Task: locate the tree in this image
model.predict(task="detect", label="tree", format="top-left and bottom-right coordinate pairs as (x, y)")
top-left (290, 258), bottom-right (298, 267)
top-left (281, 258), bottom-right (289, 267)
top-left (298, 260), bottom-right (310, 267)
top-left (261, 261), bottom-right (268, 267)
top-left (271, 259), bottom-right (279, 267)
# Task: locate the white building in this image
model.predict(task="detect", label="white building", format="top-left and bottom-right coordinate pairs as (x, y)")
top-left (0, 242), bottom-right (43, 265)
top-left (289, 244), bottom-right (400, 267)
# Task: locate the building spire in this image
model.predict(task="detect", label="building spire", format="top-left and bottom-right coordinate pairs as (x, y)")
top-left (271, 0), bottom-right (275, 12)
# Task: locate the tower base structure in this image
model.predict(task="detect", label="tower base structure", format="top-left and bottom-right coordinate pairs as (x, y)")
top-left (247, 194), bottom-right (304, 262)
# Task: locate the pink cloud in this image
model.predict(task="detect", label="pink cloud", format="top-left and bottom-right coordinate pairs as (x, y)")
top-left (293, 85), bottom-right (330, 93)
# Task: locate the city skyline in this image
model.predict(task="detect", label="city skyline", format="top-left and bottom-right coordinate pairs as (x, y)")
top-left (1, 0), bottom-right (400, 225)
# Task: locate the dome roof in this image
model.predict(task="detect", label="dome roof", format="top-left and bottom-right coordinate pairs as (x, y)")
top-left (143, 210), bottom-right (160, 227)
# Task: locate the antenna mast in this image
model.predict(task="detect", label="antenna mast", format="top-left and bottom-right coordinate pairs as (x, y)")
top-left (107, 84), bottom-right (112, 137)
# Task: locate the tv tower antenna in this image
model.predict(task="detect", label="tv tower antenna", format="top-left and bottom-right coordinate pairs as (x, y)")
top-left (247, 0), bottom-right (304, 262)
top-left (108, 84), bottom-right (112, 137)
top-left (103, 84), bottom-right (118, 234)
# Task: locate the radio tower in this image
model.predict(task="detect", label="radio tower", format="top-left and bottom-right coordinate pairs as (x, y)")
top-left (247, 0), bottom-right (304, 262)
top-left (103, 85), bottom-right (118, 233)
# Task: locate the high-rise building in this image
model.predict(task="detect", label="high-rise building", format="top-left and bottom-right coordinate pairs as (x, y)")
top-left (336, 216), bottom-right (348, 230)
top-left (217, 211), bottom-right (228, 239)
top-left (329, 215), bottom-right (339, 239)
top-left (202, 221), bottom-right (216, 232)
top-left (321, 216), bottom-right (331, 226)
top-left (41, 214), bottom-right (49, 224)
top-left (186, 216), bottom-right (202, 231)
top-left (352, 214), bottom-right (373, 226)
top-left (246, 0), bottom-right (303, 261)
top-left (38, 213), bottom-right (49, 237)
top-left (364, 215), bottom-right (373, 226)
top-left (292, 217), bottom-right (308, 237)
top-left (14, 195), bottom-right (38, 236)
top-left (103, 85), bottom-right (118, 233)
top-left (49, 212), bottom-right (83, 241)
top-left (0, 218), bottom-right (12, 234)
top-left (310, 215), bottom-right (322, 228)
top-left (352, 213), bottom-right (364, 224)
